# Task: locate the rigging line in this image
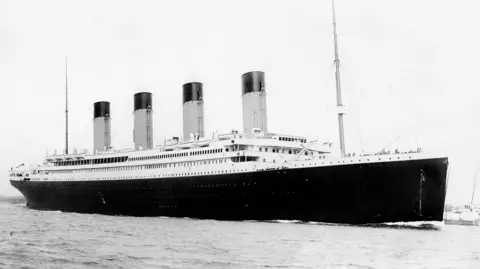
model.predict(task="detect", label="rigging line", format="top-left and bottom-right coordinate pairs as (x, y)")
top-left (378, 135), bottom-right (401, 154)
top-left (322, 61), bottom-right (336, 110)
top-left (359, 133), bottom-right (364, 155)
top-left (378, 123), bottom-right (419, 154)
top-left (324, 60), bottom-right (336, 88)
top-left (351, 88), bottom-right (365, 154)
top-left (471, 170), bottom-right (478, 205)
top-left (408, 124), bottom-right (419, 148)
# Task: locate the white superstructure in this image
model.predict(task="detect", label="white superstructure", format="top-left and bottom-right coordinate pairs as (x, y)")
top-left (10, 128), bottom-right (432, 184)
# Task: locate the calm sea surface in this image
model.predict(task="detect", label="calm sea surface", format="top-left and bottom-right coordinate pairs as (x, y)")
top-left (1, 201), bottom-right (479, 269)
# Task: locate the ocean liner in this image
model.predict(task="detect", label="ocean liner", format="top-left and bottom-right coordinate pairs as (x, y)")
top-left (9, 1), bottom-right (448, 224)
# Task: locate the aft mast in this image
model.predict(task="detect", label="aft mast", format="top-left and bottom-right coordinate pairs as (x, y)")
top-left (332, 0), bottom-right (346, 157)
top-left (471, 170), bottom-right (478, 206)
top-left (65, 56), bottom-right (69, 155)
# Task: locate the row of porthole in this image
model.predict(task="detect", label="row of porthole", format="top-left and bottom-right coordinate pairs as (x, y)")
top-left (40, 154), bottom-right (413, 181)
top-left (188, 182), bottom-right (255, 189)
top-left (271, 191), bottom-right (296, 195)
top-left (130, 148), bottom-right (224, 162)
top-left (47, 159), bottom-right (381, 181)
top-left (268, 154), bottom-right (414, 169)
top-left (46, 169), bottom-right (254, 181)
top-left (51, 154), bottom-right (401, 179)
top-left (65, 158), bottom-right (228, 174)
top-left (363, 164), bottom-right (389, 168)
top-left (293, 155), bottom-right (413, 167)
top-left (48, 153), bottom-right (416, 176)
top-left (51, 158), bottom-right (230, 174)
top-left (165, 169), bottom-right (250, 177)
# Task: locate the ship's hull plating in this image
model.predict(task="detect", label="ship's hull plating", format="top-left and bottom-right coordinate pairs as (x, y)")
top-left (11, 158), bottom-right (448, 224)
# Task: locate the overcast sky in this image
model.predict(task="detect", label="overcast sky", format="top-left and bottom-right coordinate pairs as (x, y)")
top-left (1, 0), bottom-right (479, 204)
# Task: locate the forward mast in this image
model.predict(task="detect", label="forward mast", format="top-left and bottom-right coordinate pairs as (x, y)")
top-left (332, 0), bottom-right (346, 157)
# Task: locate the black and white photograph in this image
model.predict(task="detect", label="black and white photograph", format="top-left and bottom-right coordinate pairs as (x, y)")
top-left (1, 0), bottom-right (479, 268)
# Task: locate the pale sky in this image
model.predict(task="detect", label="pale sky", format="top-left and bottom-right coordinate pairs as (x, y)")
top-left (1, 0), bottom-right (479, 204)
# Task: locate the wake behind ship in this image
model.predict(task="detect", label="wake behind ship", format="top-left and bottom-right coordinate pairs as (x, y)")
top-left (9, 2), bottom-right (448, 225)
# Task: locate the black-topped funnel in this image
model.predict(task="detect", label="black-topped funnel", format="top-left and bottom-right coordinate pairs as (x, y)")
top-left (134, 92), bottom-right (152, 111)
top-left (133, 92), bottom-right (153, 150)
top-left (94, 101), bottom-right (110, 118)
top-left (241, 71), bottom-right (268, 133)
top-left (183, 82), bottom-right (203, 104)
top-left (241, 71), bottom-right (265, 95)
top-left (93, 101), bottom-right (111, 153)
top-left (182, 82), bottom-right (204, 141)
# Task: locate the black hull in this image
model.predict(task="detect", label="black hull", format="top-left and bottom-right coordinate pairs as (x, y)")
top-left (11, 158), bottom-right (448, 224)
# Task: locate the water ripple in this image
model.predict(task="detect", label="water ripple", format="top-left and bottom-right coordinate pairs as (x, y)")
top-left (0, 202), bottom-right (480, 269)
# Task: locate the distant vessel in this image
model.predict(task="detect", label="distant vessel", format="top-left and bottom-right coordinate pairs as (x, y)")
top-left (444, 209), bottom-right (479, 226)
top-left (444, 172), bottom-right (479, 226)
top-left (8, 1), bottom-right (448, 224)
